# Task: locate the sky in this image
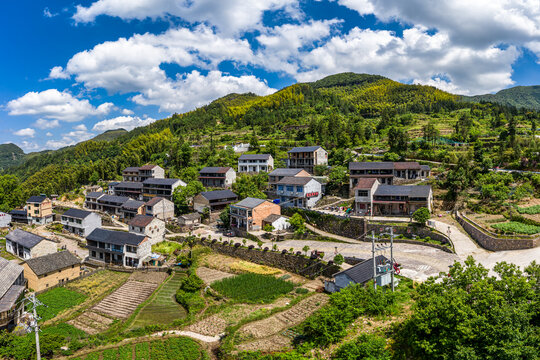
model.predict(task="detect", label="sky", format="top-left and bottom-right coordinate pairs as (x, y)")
top-left (1, 0), bottom-right (539, 152)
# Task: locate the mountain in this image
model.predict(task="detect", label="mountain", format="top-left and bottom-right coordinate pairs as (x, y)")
top-left (463, 85), bottom-right (540, 110)
top-left (91, 129), bottom-right (128, 142)
top-left (0, 143), bottom-right (25, 170)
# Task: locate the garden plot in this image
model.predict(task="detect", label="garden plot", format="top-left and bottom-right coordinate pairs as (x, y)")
top-left (93, 280), bottom-right (158, 318)
top-left (68, 311), bottom-right (114, 335)
top-left (128, 271), bottom-right (168, 284)
top-left (196, 266), bottom-right (235, 284)
top-left (235, 334), bottom-right (292, 353)
top-left (238, 293), bottom-right (328, 340)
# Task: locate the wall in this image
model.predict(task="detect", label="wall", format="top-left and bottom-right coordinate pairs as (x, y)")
top-left (24, 264), bottom-right (82, 293)
top-left (30, 240), bottom-right (57, 259)
top-left (456, 211), bottom-right (540, 251)
top-left (201, 239), bottom-right (341, 279)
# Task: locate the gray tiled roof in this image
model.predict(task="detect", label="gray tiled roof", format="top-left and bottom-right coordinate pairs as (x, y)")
top-left (25, 251), bottom-right (80, 276)
top-left (145, 197), bottom-right (166, 206)
top-left (239, 154), bottom-right (271, 160)
top-left (199, 167), bottom-right (232, 174)
top-left (123, 166), bottom-right (140, 172)
top-left (98, 194), bottom-right (130, 204)
top-left (200, 190), bottom-right (238, 201)
top-left (374, 185), bottom-right (431, 197)
top-left (288, 146), bottom-right (323, 153)
top-left (409, 185), bottom-right (432, 198)
top-left (63, 208), bottom-right (93, 219)
top-left (277, 176), bottom-right (314, 185)
top-left (233, 197), bottom-right (267, 209)
top-left (27, 195), bottom-right (48, 203)
top-left (115, 181), bottom-right (143, 189)
top-left (86, 228), bottom-right (146, 246)
top-left (143, 178), bottom-right (184, 186)
top-left (6, 229), bottom-right (48, 249)
top-left (86, 192), bottom-right (105, 199)
top-left (269, 168), bottom-right (305, 177)
top-left (420, 165), bottom-right (431, 171)
top-left (333, 255), bottom-right (389, 284)
top-left (349, 162), bottom-right (394, 170)
top-left (264, 214), bottom-right (286, 223)
top-left (0, 257), bottom-right (23, 300)
top-left (393, 162), bottom-right (421, 170)
top-left (180, 213), bottom-right (201, 221)
top-left (122, 199), bottom-right (145, 210)
top-left (0, 285), bottom-right (25, 313)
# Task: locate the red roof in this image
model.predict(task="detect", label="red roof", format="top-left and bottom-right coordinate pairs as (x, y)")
top-left (139, 164), bottom-right (158, 170)
top-left (129, 215), bottom-right (155, 228)
top-left (393, 162), bottom-right (421, 170)
top-left (353, 178), bottom-right (378, 189)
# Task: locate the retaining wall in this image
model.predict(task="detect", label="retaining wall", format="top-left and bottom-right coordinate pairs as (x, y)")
top-left (201, 239), bottom-right (342, 279)
top-left (456, 211), bottom-right (540, 251)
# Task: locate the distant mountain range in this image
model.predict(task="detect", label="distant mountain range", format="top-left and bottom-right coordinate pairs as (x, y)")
top-left (463, 85), bottom-right (540, 110)
top-left (91, 129), bottom-right (128, 142)
top-left (0, 143), bottom-right (25, 170)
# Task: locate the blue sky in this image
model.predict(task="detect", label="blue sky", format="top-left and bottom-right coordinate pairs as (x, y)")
top-left (1, 0), bottom-right (539, 152)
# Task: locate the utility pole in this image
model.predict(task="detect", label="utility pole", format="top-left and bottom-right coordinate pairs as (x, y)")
top-left (371, 231), bottom-right (376, 290)
top-left (390, 227), bottom-right (395, 292)
top-left (27, 293), bottom-right (44, 360)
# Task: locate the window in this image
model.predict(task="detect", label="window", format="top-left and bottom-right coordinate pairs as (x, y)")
top-left (296, 186), bottom-right (303, 192)
top-left (286, 186), bottom-right (294, 192)
top-left (357, 190), bottom-right (368, 197)
top-left (278, 185), bottom-right (284, 191)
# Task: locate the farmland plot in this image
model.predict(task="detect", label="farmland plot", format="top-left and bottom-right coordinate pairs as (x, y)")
top-left (36, 287), bottom-right (87, 322)
top-left (196, 266), bottom-right (235, 284)
top-left (211, 273), bottom-right (294, 303)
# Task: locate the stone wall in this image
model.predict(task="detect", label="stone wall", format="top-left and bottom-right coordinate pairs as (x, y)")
top-left (201, 239), bottom-right (342, 279)
top-left (456, 211), bottom-right (540, 251)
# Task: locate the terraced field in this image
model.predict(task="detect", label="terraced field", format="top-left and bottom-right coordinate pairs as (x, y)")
top-left (196, 266), bottom-right (235, 284)
top-left (129, 272), bottom-right (188, 329)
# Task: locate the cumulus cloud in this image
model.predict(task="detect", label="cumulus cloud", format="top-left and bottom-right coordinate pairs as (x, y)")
top-left (13, 128), bottom-right (36, 137)
top-left (7, 89), bottom-right (114, 122)
top-left (45, 128), bottom-right (95, 150)
top-left (34, 119), bottom-right (60, 129)
top-left (121, 108), bottom-right (134, 115)
top-left (48, 66), bottom-right (70, 79)
top-left (73, 0), bottom-right (300, 35)
top-left (19, 141), bottom-right (39, 152)
top-left (92, 115), bottom-right (157, 132)
top-left (43, 7), bottom-right (58, 18)
top-left (46, 132), bottom-right (53, 137)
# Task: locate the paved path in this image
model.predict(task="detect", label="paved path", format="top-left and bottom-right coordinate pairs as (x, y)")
top-left (151, 330), bottom-right (222, 343)
top-left (430, 220), bottom-right (485, 257)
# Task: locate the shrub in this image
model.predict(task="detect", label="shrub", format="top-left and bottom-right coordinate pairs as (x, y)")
top-left (412, 207), bottom-right (430, 224)
top-left (332, 334), bottom-right (391, 360)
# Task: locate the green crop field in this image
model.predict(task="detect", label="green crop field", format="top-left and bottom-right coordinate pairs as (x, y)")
top-left (35, 287), bottom-right (87, 322)
top-left (129, 272), bottom-right (188, 329)
top-left (211, 273), bottom-right (294, 304)
top-left (71, 337), bottom-right (203, 360)
top-left (152, 241), bottom-right (183, 255)
top-left (491, 221), bottom-right (540, 235)
top-left (516, 205), bottom-right (540, 215)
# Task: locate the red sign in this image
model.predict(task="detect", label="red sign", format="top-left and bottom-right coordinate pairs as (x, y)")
top-left (306, 192), bottom-right (319, 198)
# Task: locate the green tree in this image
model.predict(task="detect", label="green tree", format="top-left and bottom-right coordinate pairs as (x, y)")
top-left (220, 205), bottom-right (231, 229)
top-left (388, 126), bottom-right (408, 154)
top-left (89, 171), bottom-right (99, 184)
top-left (248, 132), bottom-right (260, 152)
top-left (0, 175), bottom-right (23, 212)
top-left (328, 165), bottom-right (348, 192)
top-left (173, 180), bottom-right (205, 214)
top-left (412, 207), bottom-right (430, 224)
top-left (302, 245), bottom-right (310, 256)
top-left (333, 254), bottom-right (345, 265)
top-left (422, 121), bottom-right (440, 146)
top-left (232, 173), bottom-right (268, 199)
top-left (289, 213), bottom-right (306, 235)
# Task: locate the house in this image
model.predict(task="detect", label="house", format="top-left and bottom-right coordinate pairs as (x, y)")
top-left (85, 185), bottom-right (103, 193)
top-left (262, 214), bottom-right (290, 231)
top-left (276, 177), bottom-right (322, 209)
top-left (178, 213), bottom-right (201, 228)
top-left (268, 168), bottom-right (311, 192)
top-left (142, 178), bottom-right (186, 201)
top-left (85, 193), bottom-right (130, 216)
top-left (86, 228), bottom-right (150, 268)
top-left (26, 196), bottom-right (53, 225)
top-left (23, 251), bottom-right (81, 293)
top-left (325, 255), bottom-right (390, 293)
top-left (5, 229), bottom-right (56, 260)
top-left (84, 192), bottom-right (105, 211)
top-left (354, 181), bottom-right (433, 216)
top-left (8, 210), bottom-right (29, 224)
top-left (128, 215), bottom-right (165, 245)
top-left (122, 165), bottom-right (165, 182)
top-left (112, 181), bottom-right (143, 200)
top-left (107, 182), bottom-right (119, 195)
top-left (198, 167), bottom-right (236, 188)
top-left (193, 190), bottom-right (238, 213)
top-left (0, 257), bottom-right (25, 329)
top-left (144, 197), bottom-right (174, 221)
top-left (121, 199), bottom-right (146, 221)
top-left (287, 146), bottom-right (328, 174)
top-left (61, 208), bottom-right (102, 237)
top-left (238, 154), bottom-right (274, 173)
top-left (230, 197), bottom-right (281, 232)
top-left (349, 162), bottom-right (432, 192)
top-left (0, 212), bottom-right (12, 228)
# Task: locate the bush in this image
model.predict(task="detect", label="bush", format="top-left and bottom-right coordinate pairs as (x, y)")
top-left (333, 334), bottom-right (391, 360)
top-left (175, 289), bottom-right (205, 314)
top-left (412, 207), bottom-right (430, 224)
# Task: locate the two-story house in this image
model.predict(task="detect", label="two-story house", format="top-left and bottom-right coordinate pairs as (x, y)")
top-left (267, 168), bottom-right (311, 192)
top-left (122, 165), bottom-right (165, 182)
top-left (193, 190), bottom-right (238, 213)
top-left (5, 229), bottom-right (56, 260)
top-left (8, 209), bottom-right (29, 224)
top-left (393, 162), bottom-right (422, 180)
top-left (0, 212), bottom-right (12, 228)
top-left (95, 194), bottom-right (130, 216)
top-left (287, 146), bottom-right (328, 174)
top-left (238, 154), bottom-right (274, 173)
top-left (276, 177), bottom-right (322, 209)
top-left (142, 178), bottom-right (186, 201)
top-left (230, 198), bottom-right (281, 233)
top-left (86, 228), bottom-right (150, 268)
top-left (128, 215), bottom-right (165, 245)
top-left (26, 196), bottom-right (53, 225)
top-left (352, 178), bottom-right (380, 216)
top-left (198, 167), bottom-right (236, 188)
top-left (121, 199), bottom-right (146, 221)
top-left (23, 251), bottom-right (81, 292)
top-left (144, 197), bottom-right (174, 221)
top-left (84, 192), bottom-right (105, 211)
top-left (0, 257), bottom-right (25, 330)
top-left (61, 208), bottom-right (102, 237)
top-left (349, 162), bottom-right (432, 194)
top-left (112, 181), bottom-right (143, 200)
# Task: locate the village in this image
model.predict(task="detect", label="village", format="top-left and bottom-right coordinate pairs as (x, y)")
top-left (0, 144), bottom-right (538, 359)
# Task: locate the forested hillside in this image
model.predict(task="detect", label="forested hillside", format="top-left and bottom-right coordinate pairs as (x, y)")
top-left (464, 85), bottom-right (540, 110)
top-left (0, 72), bottom-right (538, 210)
top-left (0, 143), bottom-right (25, 170)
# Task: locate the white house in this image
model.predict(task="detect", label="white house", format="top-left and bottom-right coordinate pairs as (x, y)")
top-left (276, 177), bottom-right (322, 209)
top-left (5, 229), bottom-right (57, 260)
top-left (61, 208), bottom-right (102, 237)
top-left (238, 154), bottom-right (274, 173)
top-left (0, 212), bottom-right (12, 228)
top-left (128, 215), bottom-right (166, 245)
top-left (144, 197), bottom-right (175, 221)
top-left (262, 214), bottom-right (290, 231)
top-left (86, 228), bottom-right (151, 268)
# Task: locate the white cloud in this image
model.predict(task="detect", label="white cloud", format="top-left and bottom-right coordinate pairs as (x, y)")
top-left (46, 132), bottom-right (53, 137)
top-left (7, 89), bottom-right (114, 122)
top-left (92, 115), bottom-right (157, 132)
top-left (295, 26), bottom-right (519, 94)
top-left (48, 66), bottom-right (70, 79)
top-left (121, 108), bottom-right (134, 115)
top-left (34, 119), bottom-right (60, 129)
top-left (19, 141), bottom-right (39, 152)
top-left (14, 128), bottom-right (36, 137)
top-left (338, 0), bottom-right (540, 50)
top-left (73, 124), bottom-right (88, 131)
top-left (73, 0), bottom-right (300, 35)
top-left (45, 129), bottom-right (94, 150)
top-left (43, 7), bottom-right (58, 18)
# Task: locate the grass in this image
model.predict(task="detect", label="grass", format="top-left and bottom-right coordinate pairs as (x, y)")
top-left (70, 337), bottom-right (203, 360)
top-left (35, 287), bottom-right (87, 322)
top-left (491, 221), bottom-right (540, 235)
top-left (129, 272), bottom-right (188, 329)
top-left (152, 241), bottom-right (183, 255)
top-left (516, 205), bottom-right (540, 215)
top-left (212, 273), bottom-right (294, 304)
top-left (67, 270), bottom-right (130, 297)
top-left (229, 260), bottom-right (281, 275)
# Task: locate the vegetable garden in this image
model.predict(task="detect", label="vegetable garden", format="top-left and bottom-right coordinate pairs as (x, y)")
top-left (35, 287), bottom-right (87, 322)
top-left (211, 273), bottom-right (294, 303)
top-left (491, 221), bottom-right (540, 235)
